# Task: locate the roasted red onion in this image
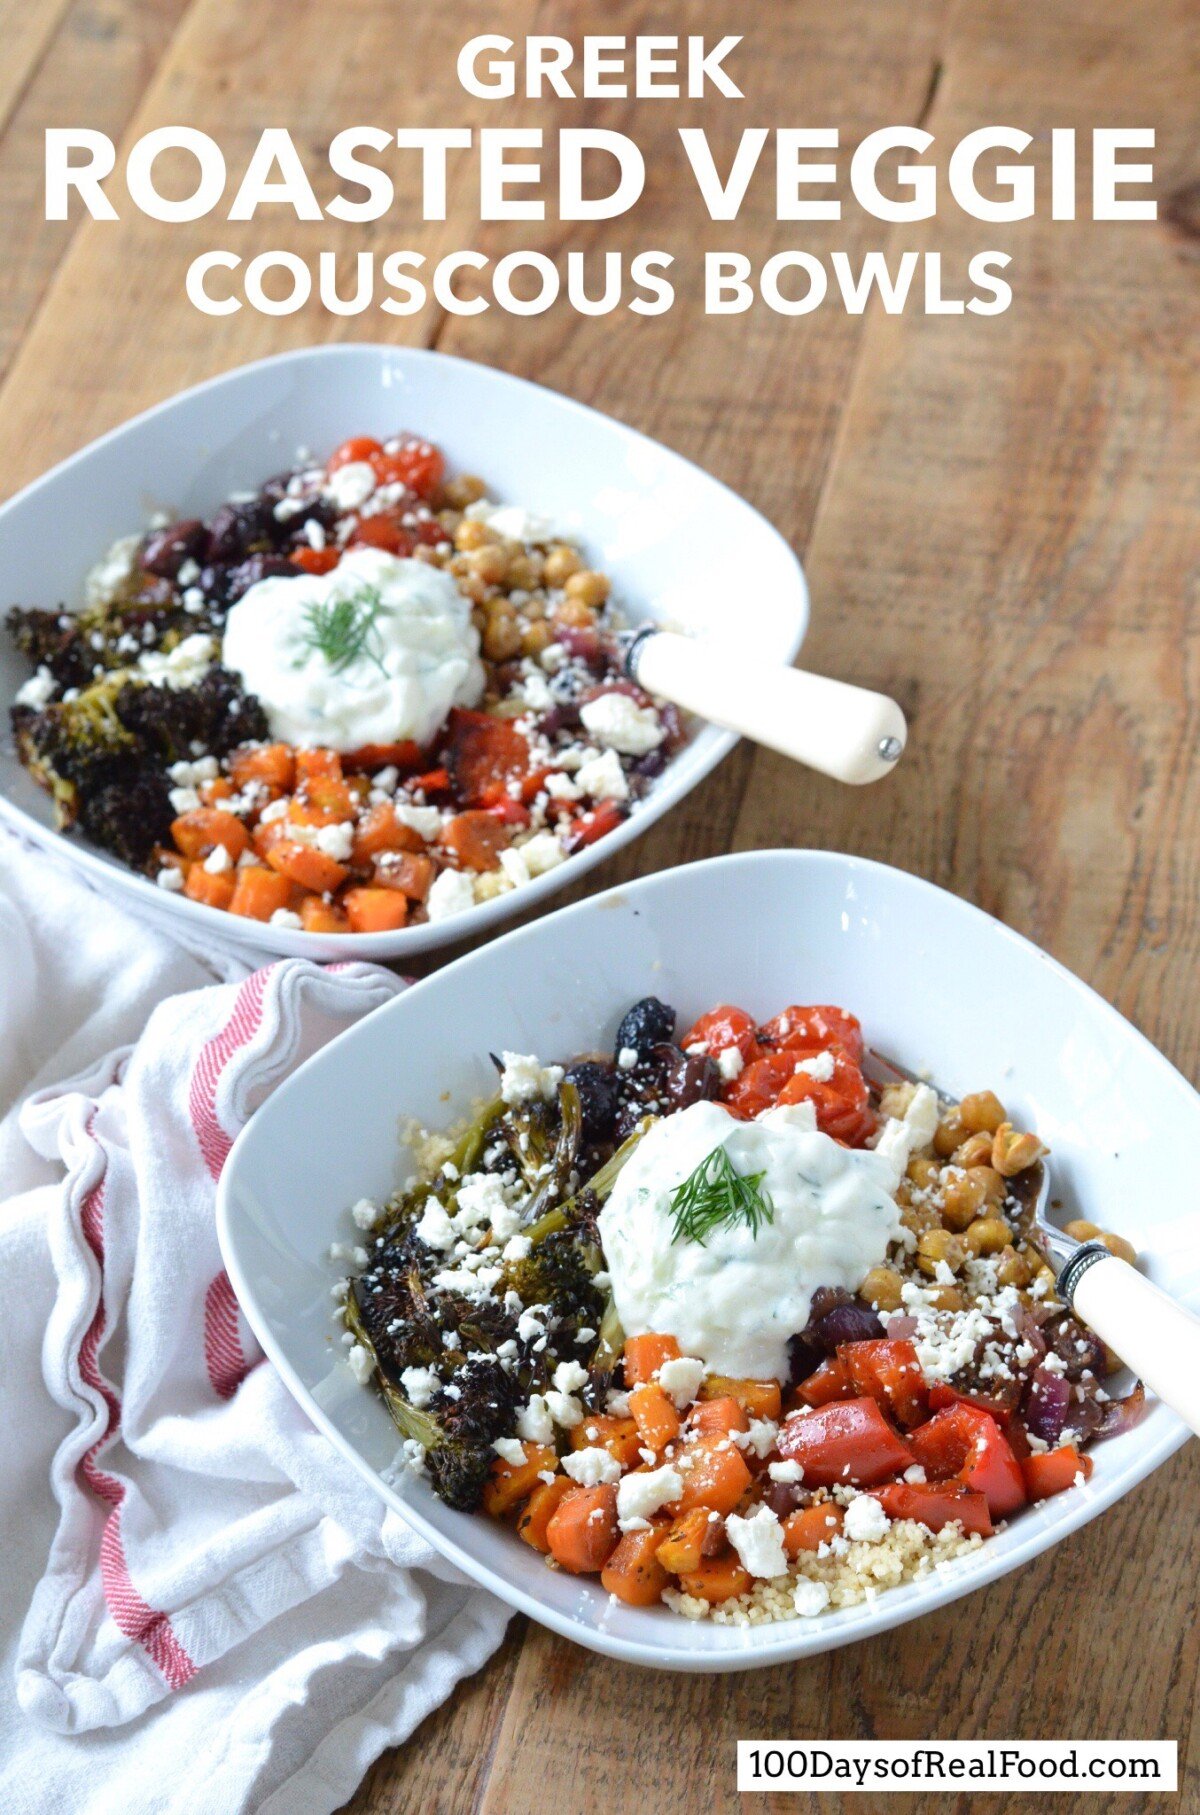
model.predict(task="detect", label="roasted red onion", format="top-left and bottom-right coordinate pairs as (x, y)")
top-left (1095, 1380), bottom-right (1147, 1440)
top-left (1023, 1365), bottom-right (1071, 1444)
top-left (810, 1301), bottom-right (885, 1352)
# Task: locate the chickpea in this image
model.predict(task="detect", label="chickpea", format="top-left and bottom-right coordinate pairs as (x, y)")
top-left (1031, 1262), bottom-right (1060, 1303)
top-left (926, 1284), bottom-right (966, 1313)
top-left (973, 1165), bottom-right (1007, 1208)
top-left (917, 1228), bottom-right (967, 1277)
top-left (454, 516), bottom-right (494, 553)
top-left (940, 1167), bottom-right (989, 1231)
top-left (520, 619), bottom-right (555, 659)
top-left (996, 1244), bottom-right (1035, 1288)
top-left (933, 1110), bottom-right (968, 1158)
top-left (906, 1156), bottom-right (942, 1192)
top-left (542, 543), bottom-right (582, 587)
top-left (1099, 1230), bottom-right (1138, 1265)
top-left (482, 608), bottom-right (522, 661)
top-left (468, 543), bottom-right (510, 587)
top-left (1064, 1218), bottom-right (1102, 1243)
top-left (554, 596), bottom-right (598, 631)
top-left (900, 1199), bottom-right (940, 1238)
top-left (860, 1265), bottom-right (905, 1312)
top-left (507, 552), bottom-right (544, 592)
top-left (992, 1122), bottom-right (1047, 1177)
top-left (964, 1216), bottom-right (1012, 1257)
top-left (960, 1090), bottom-right (1007, 1135)
top-left (443, 474), bottom-right (487, 509)
top-left (563, 568), bottom-right (611, 608)
top-left (458, 570), bottom-right (491, 606)
top-left (951, 1132), bottom-right (994, 1169)
top-left (414, 543), bottom-right (445, 566)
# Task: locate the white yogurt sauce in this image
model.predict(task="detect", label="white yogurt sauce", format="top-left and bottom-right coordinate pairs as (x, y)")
top-left (596, 1100), bottom-right (903, 1381)
top-left (221, 547), bottom-right (484, 752)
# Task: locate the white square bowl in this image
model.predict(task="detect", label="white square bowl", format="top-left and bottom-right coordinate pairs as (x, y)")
top-left (0, 344), bottom-right (807, 959)
top-left (217, 849), bottom-right (1200, 1670)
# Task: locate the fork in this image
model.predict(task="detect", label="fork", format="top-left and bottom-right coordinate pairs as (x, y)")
top-left (866, 1050), bottom-right (1200, 1438)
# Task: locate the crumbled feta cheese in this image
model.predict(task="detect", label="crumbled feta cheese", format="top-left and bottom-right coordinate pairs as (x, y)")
top-left (499, 1051), bottom-right (565, 1106)
top-left (616, 1047), bottom-right (639, 1071)
top-left (400, 1366), bottom-right (438, 1409)
top-left (346, 1342), bottom-right (375, 1386)
top-left (463, 500), bottom-right (568, 545)
top-left (793, 1578), bottom-right (831, 1618)
top-left (843, 1494), bottom-right (890, 1543)
top-left (15, 665), bottom-right (56, 708)
top-left (545, 1390), bottom-right (584, 1429)
top-left (394, 803), bottom-right (443, 839)
top-left (579, 691), bottom-right (664, 756)
top-left (516, 1307), bottom-right (546, 1343)
top-left (452, 1171), bottom-right (510, 1235)
top-left (156, 866), bottom-right (184, 892)
top-left (269, 907), bottom-right (302, 929)
top-left (168, 786), bottom-right (201, 815)
top-left (717, 1047), bottom-right (745, 1082)
top-left (544, 770), bottom-right (583, 802)
top-left (725, 1505), bottom-right (789, 1579)
top-left (313, 821), bottom-right (354, 862)
top-left (425, 868), bottom-right (475, 922)
top-left (562, 1446), bottom-right (621, 1487)
top-left (655, 1356), bottom-right (706, 1408)
top-left (502, 1234), bottom-right (532, 1262)
top-left (350, 1197), bottom-right (377, 1230)
top-left (736, 1418), bottom-right (780, 1459)
top-left (515, 1395), bottom-right (555, 1445)
top-left (137, 633), bottom-right (217, 690)
top-left (616, 1465), bottom-right (684, 1531)
top-left (767, 1459), bottom-right (804, 1484)
top-left (575, 746), bottom-right (629, 802)
top-left (84, 534), bottom-right (140, 607)
top-left (203, 843), bottom-right (233, 874)
top-left (794, 1050), bottom-right (835, 1082)
top-left (498, 846), bottom-right (531, 889)
top-left (517, 830), bottom-right (566, 876)
top-left (553, 1360), bottom-right (590, 1395)
top-left (324, 460), bottom-right (377, 512)
top-left (492, 1437), bottom-right (527, 1466)
top-left (903, 1463), bottom-right (927, 1484)
top-left (415, 1197), bottom-right (456, 1253)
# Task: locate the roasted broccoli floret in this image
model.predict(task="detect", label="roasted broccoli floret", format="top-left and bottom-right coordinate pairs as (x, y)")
top-left (499, 1227), bottom-right (604, 1341)
top-left (12, 665), bottom-right (267, 870)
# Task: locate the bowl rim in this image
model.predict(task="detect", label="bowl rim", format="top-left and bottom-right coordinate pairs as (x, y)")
top-left (216, 847), bottom-right (1195, 1671)
top-left (0, 342), bottom-right (809, 959)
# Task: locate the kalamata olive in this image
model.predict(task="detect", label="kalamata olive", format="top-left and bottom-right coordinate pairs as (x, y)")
top-left (651, 1043), bottom-right (718, 1111)
top-left (787, 1333), bottom-right (823, 1386)
top-left (563, 1061), bottom-right (620, 1143)
top-left (614, 996), bottom-right (676, 1059)
top-left (760, 1480), bottom-right (808, 1520)
top-left (537, 702), bottom-right (581, 740)
top-left (809, 1301), bottom-right (884, 1353)
top-left (141, 518), bottom-right (206, 579)
top-left (206, 499), bottom-right (273, 564)
top-left (225, 554), bottom-right (300, 603)
top-left (633, 748), bottom-right (667, 780)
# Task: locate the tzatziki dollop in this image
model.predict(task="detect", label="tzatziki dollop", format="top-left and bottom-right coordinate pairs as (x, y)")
top-left (221, 547), bottom-right (484, 751)
top-left (596, 1099), bottom-right (903, 1381)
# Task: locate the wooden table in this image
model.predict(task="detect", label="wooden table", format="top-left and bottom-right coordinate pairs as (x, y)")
top-left (3, 1), bottom-right (1197, 1808)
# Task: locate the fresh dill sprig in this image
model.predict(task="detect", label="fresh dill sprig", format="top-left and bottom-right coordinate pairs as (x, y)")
top-left (668, 1144), bottom-right (775, 1247)
top-left (296, 586), bottom-right (387, 675)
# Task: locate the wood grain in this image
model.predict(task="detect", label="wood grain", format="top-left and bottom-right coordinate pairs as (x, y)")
top-left (0, 0), bottom-right (1194, 1809)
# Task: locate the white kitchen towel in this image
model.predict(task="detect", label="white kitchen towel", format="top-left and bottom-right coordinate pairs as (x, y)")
top-left (0, 826), bottom-right (510, 1815)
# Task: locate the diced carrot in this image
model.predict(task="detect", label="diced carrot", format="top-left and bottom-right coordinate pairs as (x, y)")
top-left (545, 1484), bottom-right (620, 1574)
top-left (782, 1504), bottom-right (844, 1556)
top-left (570, 1415), bottom-right (643, 1470)
top-left (481, 1442), bottom-right (557, 1518)
top-left (294, 748), bottom-right (343, 783)
top-left (623, 1333), bottom-right (681, 1387)
top-left (350, 802), bottom-right (423, 865)
top-left (677, 1552), bottom-right (752, 1605)
top-left (299, 895), bottom-right (350, 934)
top-left (229, 744), bottom-right (296, 793)
top-left (516, 1476), bottom-right (575, 1553)
top-left (229, 866), bottom-right (294, 921)
top-left (342, 887), bottom-right (408, 933)
top-left (342, 741), bottom-right (424, 772)
top-left (700, 1376), bottom-right (782, 1421)
top-left (265, 839), bottom-right (349, 895)
top-left (293, 775), bottom-right (355, 823)
top-left (373, 852), bottom-right (435, 900)
top-left (629, 1382), bottom-right (681, 1452)
top-left (171, 807), bottom-right (250, 863)
top-left (183, 865), bottom-right (236, 911)
top-left (438, 810), bottom-right (511, 872)
top-left (656, 1507), bottom-right (723, 1575)
top-left (687, 1396), bottom-right (749, 1438)
top-left (601, 1525), bottom-right (671, 1606)
top-left (198, 776), bottom-right (236, 805)
top-left (674, 1434), bottom-right (753, 1515)
top-left (410, 768), bottom-right (450, 796)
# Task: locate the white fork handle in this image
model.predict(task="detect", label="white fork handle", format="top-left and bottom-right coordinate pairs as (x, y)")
top-left (1071, 1255), bottom-right (1200, 1436)
top-left (630, 630), bottom-right (907, 786)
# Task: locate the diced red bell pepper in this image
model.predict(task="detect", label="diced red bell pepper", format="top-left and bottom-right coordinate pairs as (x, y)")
top-left (1021, 1444), bottom-right (1092, 1503)
top-left (871, 1481), bottom-right (994, 1537)
top-left (776, 1397), bottom-right (913, 1488)
top-left (927, 1380), bottom-right (1022, 1429)
top-left (341, 741), bottom-right (424, 772)
top-left (839, 1339), bottom-right (930, 1429)
top-left (756, 1004), bottom-right (865, 1064)
top-left (908, 1403), bottom-right (1026, 1520)
top-left (561, 800), bottom-right (628, 853)
top-left (796, 1354), bottom-right (854, 1408)
top-left (444, 709), bottom-right (530, 808)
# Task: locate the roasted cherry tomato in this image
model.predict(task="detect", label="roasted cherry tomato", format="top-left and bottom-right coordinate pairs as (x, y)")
top-left (776, 1397), bottom-right (912, 1488)
top-left (348, 512), bottom-right (414, 556)
top-left (327, 436), bottom-right (383, 472)
top-left (722, 1051), bottom-right (798, 1120)
top-left (290, 546), bottom-right (340, 575)
top-left (757, 1005), bottom-right (865, 1064)
top-left (369, 440), bottom-right (445, 500)
top-left (775, 1043), bottom-right (874, 1146)
top-left (681, 1005), bottom-right (761, 1065)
